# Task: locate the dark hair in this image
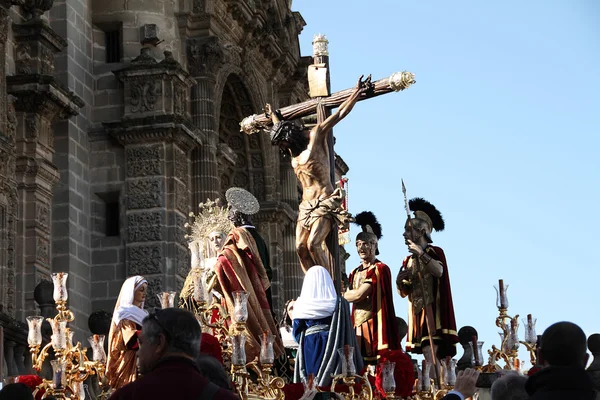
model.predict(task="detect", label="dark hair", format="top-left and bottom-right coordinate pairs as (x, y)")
top-left (540, 321), bottom-right (588, 367)
top-left (143, 308), bottom-right (202, 359)
top-left (0, 383), bottom-right (34, 400)
top-left (227, 208), bottom-right (252, 227)
top-left (281, 299), bottom-right (294, 327)
top-left (196, 354), bottom-right (232, 390)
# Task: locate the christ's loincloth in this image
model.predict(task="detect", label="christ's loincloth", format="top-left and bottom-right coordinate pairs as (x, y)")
top-left (298, 189), bottom-right (351, 231)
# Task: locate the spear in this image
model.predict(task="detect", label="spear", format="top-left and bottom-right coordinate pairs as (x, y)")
top-left (401, 179), bottom-right (441, 388)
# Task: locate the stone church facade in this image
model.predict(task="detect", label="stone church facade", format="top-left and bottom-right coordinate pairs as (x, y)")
top-left (0, 0), bottom-right (349, 371)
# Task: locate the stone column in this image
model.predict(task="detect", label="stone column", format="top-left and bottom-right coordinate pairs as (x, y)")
top-left (0, 2), bottom-right (18, 318)
top-left (104, 49), bottom-right (199, 307)
top-left (7, 18), bottom-right (83, 316)
top-left (187, 37), bottom-right (224, 204)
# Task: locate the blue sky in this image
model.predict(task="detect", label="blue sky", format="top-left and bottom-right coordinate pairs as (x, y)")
top-left (294, 0), bottom-right (600, 367)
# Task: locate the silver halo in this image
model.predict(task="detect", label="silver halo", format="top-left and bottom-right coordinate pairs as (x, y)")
top-left (225, 187), bottom-right (260, 215)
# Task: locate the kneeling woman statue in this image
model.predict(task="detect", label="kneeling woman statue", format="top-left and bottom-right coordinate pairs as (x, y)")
top-left (106, 275), bottom-right (148, 390)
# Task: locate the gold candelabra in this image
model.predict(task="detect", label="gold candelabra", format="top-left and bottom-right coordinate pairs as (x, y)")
top-left (480, 279), bottom-right (537, 373)
top-left (328, 346), bottom-right (373, 400)
top-left (27, 273), bottom-right (109, 400)
top-left (228, 292), bottom-right (286, 400)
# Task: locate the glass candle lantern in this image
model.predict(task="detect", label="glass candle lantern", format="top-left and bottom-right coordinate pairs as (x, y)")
top-left (381, 361), bottom-right (396, 393)
top-left (494, 279), bottom-right (509, 309)
top-left (337, 346), bottom-right (356, 376)
top-left (26, 316), bottom-right (44, 346)
top-left (48, 319), bottom-right (68, 350)
top-left (232, 291), bottom-right (249, 323)
top-left (259, 332), bottom-right (275, 365)
top-left (470, 341), bottom-right (485, 366)
top-left (72, 381), bottom-right (85, 400)
top-left (523, 314), bottom-right (537, 344)
top-left (52, 272), bottom-right (69, 302)
top-left (420, 360), bottom-right (431, 391)
top-left (231, 334), bottom-right (247, 366)
top-left (88, 334), bottom-right (107, 363)
top-left (51, 359), bottom-right (67, 389)
top-left (442, 358), bottom-right (457, 386)
top-left (192, 271), bottom-right (207, 303)
top-left (158, 291), bottom-right (177, 309)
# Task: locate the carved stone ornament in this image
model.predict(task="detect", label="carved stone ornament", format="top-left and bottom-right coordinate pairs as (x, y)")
top-left (36, 236), bottom-right (50, 265)
top-left (127, 211), bottom-right (162, 242)
top-left (127, 244), bottom-right (163, 276)
top-left (130, 79), bottom-right (161, 113)
top-left (192, 0), bottom-right (204, 13)
top-left (186, 37), bottom-right (224, 77)
top-left (127, 178), bottom-right (163, 209)
top-left (173, 147), bottom-right (188, 182)
top-left (144, 277), bottom-right (163, 309)
top-left (176, 244), bottom-right (190, 278)
top-left (174, 181), bottom-right (188, 213)
top-left (21, 0), bottom-right (54, 20)
top-left (126, 145), bottom-right (163, 178)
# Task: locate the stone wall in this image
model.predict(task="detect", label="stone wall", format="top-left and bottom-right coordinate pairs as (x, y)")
top-left (0, 0), bottom-right (352, 338)
top-left (50, 0), bottom-right (95, 339)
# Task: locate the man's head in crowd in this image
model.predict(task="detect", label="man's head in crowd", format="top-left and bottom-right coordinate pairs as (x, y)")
top-left (540, 321), bottom-right (588, 368)
top-left (137, 308), bottom-right (202, 374)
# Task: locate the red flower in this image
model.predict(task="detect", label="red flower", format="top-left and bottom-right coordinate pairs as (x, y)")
top-left (16, 375), bottom-right (45, 400)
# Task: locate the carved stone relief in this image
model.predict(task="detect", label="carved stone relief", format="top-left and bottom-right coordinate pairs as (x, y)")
top-left (173, 85), bottom-right (186, 116)
top-left (130, 79), bottom-right (161, 113)
top-left (187, 37), bottom-right (224, 77)
top-left (40, 46), bottom-right (54, 75)
top-left (176, 244), bottom-right (190, 278)
top-left (145, 277), bottom-right (163, 309)
top-left (126, 145), bottom-right (163, 177)
top-left (192, 0), bottom-right (204, 13)
top-left (175, 214), bottom-right (186, 244)
top-left (36, 236), bottom-right (50, 265)
top-left (127, 178), bottom-right (163, 209)
top-left (251, 154), bottom-right (262, 168)
top-left (16, 43), bottom-right (32, 74)
top-left (127, 212), bottom-right (162, 242)
top-left (36, 203), bottom-right (50, 231)
top-left (174, 181), bottom-right (188, 214)
top-left (127, 245), bottom-right (163, 275)
top-left (173, 147), bottom-right (188, 182)
top-left (25, 114), bottom-right (39, 139)
top-left (252, 172), bottom-right (265, 200)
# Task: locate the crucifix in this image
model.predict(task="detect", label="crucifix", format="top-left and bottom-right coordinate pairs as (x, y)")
top-left (240, 35), bottom-right (415, 293)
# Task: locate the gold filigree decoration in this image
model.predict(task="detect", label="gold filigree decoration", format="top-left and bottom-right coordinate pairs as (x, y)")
top-left (185, 198), bottom-right (233, 244)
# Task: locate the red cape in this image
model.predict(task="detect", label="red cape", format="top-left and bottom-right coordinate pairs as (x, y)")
top-left (402, 246), bottom-right (458, 358)
top-left (349, 261), bottom-right (401, 359)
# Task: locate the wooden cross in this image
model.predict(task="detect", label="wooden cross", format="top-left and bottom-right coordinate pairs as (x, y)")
top-left (240, 35), bottom-right (415, 292)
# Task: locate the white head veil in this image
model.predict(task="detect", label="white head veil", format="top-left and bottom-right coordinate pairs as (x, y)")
top-left (292, 266), bottom-right (337, 320)
top-left (112, 275), bottom-right (148, 326)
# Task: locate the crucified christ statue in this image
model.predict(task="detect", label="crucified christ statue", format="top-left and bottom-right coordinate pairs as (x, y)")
top-left (265, 75), bottom-right (371, 274)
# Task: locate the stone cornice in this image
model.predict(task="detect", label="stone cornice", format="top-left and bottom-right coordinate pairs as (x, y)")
top-left (12, 18), bottom-right (68, 52)
top-left (114, 50), bottom-right (196, 87)
top-left (7, 74), bottom-right (84, 119)
top-left (15, 155), bottom-right (60, 186)
top-left (103, 114), bottom-right (202, 151)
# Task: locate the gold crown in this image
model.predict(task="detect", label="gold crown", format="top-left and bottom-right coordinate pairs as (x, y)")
top-left (185, 198), bottom-right (233, 243)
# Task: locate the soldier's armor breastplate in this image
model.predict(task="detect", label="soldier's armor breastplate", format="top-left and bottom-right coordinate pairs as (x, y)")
top-left (407, 257), bottom-right (434, 313)
top-left (353, 266), bottom-right (373, 327)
